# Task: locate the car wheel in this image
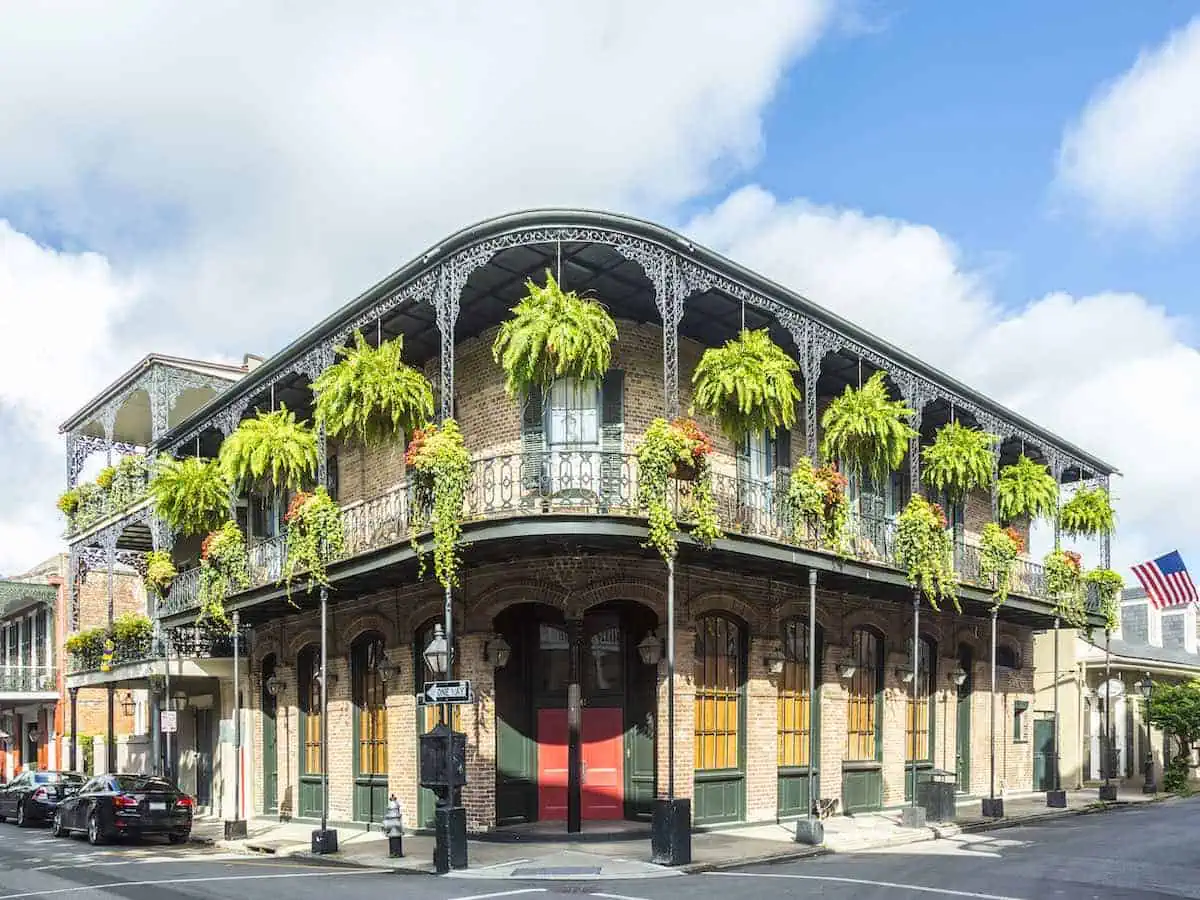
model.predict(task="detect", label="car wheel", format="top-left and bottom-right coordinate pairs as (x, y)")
top-left (87, 811), bottom-right (105, 846)
top-left (168, 832), bottom-right (188, 845)
top-left (15, 802), bottom-right (27, 828)
top-left (51, 810), bottom-right (66, 838)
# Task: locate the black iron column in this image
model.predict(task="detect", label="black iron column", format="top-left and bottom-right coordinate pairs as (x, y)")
top-left (567, 617), bottom-right (583, 835)
top-left (982, 608), bottom-right (1003, 817)
top-left (311, 587), bottom-right (338, 854)
top-left (1047, 617), bottom-right (1066, 807)
top-left (1099, 631), bottom-right (1117, 800)
top-left (652, 556), bottom-right (690, 865)
top-left (795, 569), bottom-right (823, 844)
top-left (225, 612), bottom-right (248, 838)
top-left (106, 685), bottom-right (115, 774)
top-left (69, 688), bottom-right (78, 772)
top-left (901, 592), bottom-right (926, 827)
top-left (434, 581), bottom-right (466, 872)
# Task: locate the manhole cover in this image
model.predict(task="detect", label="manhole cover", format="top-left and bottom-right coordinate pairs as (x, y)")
top-left (511, 866), bottom-right (602, 877)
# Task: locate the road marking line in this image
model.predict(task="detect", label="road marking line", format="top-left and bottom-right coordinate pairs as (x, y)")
top-left (474, 858), bottom-right (531, 870)
top-left (33, 852), bottom-right (244, 871)
top-left (455, 891), bottom-right (547, 900)
top-left (706, 872), bottom-right (1029, 900)
top-left (0, 867), bottom-right (387, 900)
top-left (591, 893), bottom-right (653, 900)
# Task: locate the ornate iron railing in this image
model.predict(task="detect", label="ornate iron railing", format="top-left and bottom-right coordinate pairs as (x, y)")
top-left (0, 666), bottom-right (56, 692)
top-left (68, 624), bottom-right (245, 674)
top-left (66, 470), bottom-right (152, 537)
top-left (163, 450), bottom-right (1063, 616)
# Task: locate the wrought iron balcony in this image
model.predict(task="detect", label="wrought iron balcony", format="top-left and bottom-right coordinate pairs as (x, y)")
top-left (0, 665), bottom-right (57, 693)
top-left (162, 450), bottom-right (1071, 618)
top-left (66, 479), bottom-right (152, 538)
top-left (67, 624), bottom-right (247, 674)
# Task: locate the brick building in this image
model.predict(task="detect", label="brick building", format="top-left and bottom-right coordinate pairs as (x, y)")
top-left (76, 210), bottom-right (1112, 833)
top-left (0, 566), bottom-right (60, 780)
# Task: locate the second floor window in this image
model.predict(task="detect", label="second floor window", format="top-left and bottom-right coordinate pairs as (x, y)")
top-left (548, 378), bottom-right (600, 448)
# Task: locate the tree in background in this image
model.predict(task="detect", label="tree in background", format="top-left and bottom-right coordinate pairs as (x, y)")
top-left (1146, 678), bottom-right (1200, 794)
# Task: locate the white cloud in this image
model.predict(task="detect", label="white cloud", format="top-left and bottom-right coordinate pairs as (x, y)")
top-left (1057, 16), bottom-right (1200, 233)
top-left (688, 186), bottom-right (1200, 574)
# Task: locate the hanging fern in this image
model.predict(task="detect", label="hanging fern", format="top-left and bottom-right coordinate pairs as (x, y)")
top-left (1085, 567), bottom-right (1124, 633)
top-left (312, 330), bottom-right (434, 446)
top-left (820, 370), bottom-right (916, 483)
top-left (1045, 549), bottom-right (1087, 629)
top-left (997, 454), bottom-right (1058, 523)
top-left (219, 405), bottom-right (318, 493)
top-left (492, 268), bottom-right (618, 399)
top-left (894, 495), bottom-right (958, 611)
top-left (149, 456), bottom-right (230, 537)
top-left (197, 520), bottom-right (249, 629)
top-left (921, 422), bottom-right (998, 503)
top-left (978, 523), bottom-right (1023, 609)
top-left (282, 487), bottom-right (346, 597)
top-left (691, 328), bottom-right (802, 442)
top-left (1059, 487), bottom-right (1116, 538)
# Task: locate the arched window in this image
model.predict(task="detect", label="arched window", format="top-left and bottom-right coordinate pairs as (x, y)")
top-left (778, 618), bottom-right (822, 768)
top-left (996, 643), bottom-right (1019, 670)
top-left (905, 636), bottom-right (936, 763)
top-left (352, 634), bottom-right (388, 777)
top-left (845, 628), bottom-right (883, 762)
top-left (694, 615), bottom-right (744, 771)
top-left (298, 645), bottom-right (322, 776)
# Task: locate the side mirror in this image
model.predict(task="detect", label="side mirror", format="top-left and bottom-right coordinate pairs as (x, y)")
top-left (64, 786), bottom-right (80, 797)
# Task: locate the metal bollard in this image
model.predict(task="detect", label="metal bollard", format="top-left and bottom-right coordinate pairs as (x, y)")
top-left (382, 794), bottom-right (404, 858)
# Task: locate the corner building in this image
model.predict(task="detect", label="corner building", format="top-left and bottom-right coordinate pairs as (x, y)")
top-left (135, 211), bottom-right (1113, 832)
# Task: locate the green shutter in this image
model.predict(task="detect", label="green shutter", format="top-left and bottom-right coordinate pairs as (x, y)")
top-left (521, 390), bottom-right (546, 495)
top-left (736, 435), bottom-right (751, 512)
top-left (600, 371), bottom-right (624, 503)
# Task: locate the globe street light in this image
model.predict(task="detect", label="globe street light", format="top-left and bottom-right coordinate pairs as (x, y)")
top-left (1138, 673), bottom-right (1156, 794)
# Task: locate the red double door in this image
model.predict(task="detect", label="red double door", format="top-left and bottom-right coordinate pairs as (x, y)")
top-left (536, 707), bottom-right (624, 821)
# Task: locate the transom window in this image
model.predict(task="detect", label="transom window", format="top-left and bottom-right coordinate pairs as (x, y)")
top-left (845, 628), bottom-right (882, 762)
top-left (548, 378), bottom-right (600, 447)
top-left (353, 635), bottom-right (388, 776)
top-left (299, 646), bottom-right (322, 775)
top-left (905, 636), bottom-right (936, 762)
top-left (778, 618), bottom-right (820, 768)
top-left (694, 615), bottom-right (743, 771)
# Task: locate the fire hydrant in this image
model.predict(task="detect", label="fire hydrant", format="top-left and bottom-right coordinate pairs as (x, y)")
top-left (383, 794), bottom-right (404, 858)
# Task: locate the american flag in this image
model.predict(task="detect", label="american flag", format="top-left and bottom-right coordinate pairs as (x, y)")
top-left (1131, 550), bottom-right (1199, 610)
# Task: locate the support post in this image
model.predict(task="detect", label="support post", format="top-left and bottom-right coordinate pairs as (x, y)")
top-left (900, 592), bottom-right (926, 828)
top-left (567, 618), bottom-right (582, 835)
top-left (164, 645), bottom-right (172, 783)
top-left (225, 612), bottom-right (247, 839)
top-left (652, 556), bottom-right (690, 865)
top-left (1099, 631), bottom-right (1117, 801)
top-left (106, 685), bottom-right (115, 775)
top-left (311, 587), bottom-right (338, 854)
top-left (69, 688), bottom-right (78, 772)
top-left (1047, 617), bottom-right (1067, 807)
top-left (982, 608), bottom-right (1004, 817)
top-left (1142, 673), bottom-right (1157, 794)
top-left (795, 568), bottom-right (823, 844)
top-left (434, 581), bottom-right (466, 873)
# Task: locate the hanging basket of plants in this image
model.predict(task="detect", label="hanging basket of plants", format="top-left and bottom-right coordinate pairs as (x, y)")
top-left (1059, 487), bottom-right (1116, 538)
top-left (282, 487), bottom-right (346, 597)
top-left (143, 550), bottom-right (178, 603)
top-left (691, 328), bottom-right (802, 442)
top-left (149, 455), bottom-right (231, 538)
top-left (635, 417), bottom-right (722, 561)
top-left (492, 268), bottom-right (618, 399)
top-left (785, 458), bottom-right (849, 552)
top-left (821, 370), bottom-right (916, 482)
top-left (978, 523), bottom-right (1024, 609)
top-left (405, 419), bottom-right (472, 589)
top-left (894, 495), bottom-right (958, 611)
top-left (997, 454), bottom-right (1058, 524)
top-left (197, 520), bottom-right (250, 630)
top-left (1084, 567), bottom-right (1124, 633)
top-left (312, 330), bottom-right (435, 446)
top-left (921, 421), bottom-right (998, 503)
top-left (219, 405), bottom-right (319, 494)
top-left (1044, 549), bottom-right (1087, 629)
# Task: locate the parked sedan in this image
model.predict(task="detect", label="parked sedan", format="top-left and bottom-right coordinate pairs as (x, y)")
top-left (52, 774), bottom-right (193, 845)
top-left (0, 771), bottom-right (85, 827)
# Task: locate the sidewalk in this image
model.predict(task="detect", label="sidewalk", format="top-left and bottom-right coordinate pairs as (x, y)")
top-left (191, 789), bottom-right (1171, 879)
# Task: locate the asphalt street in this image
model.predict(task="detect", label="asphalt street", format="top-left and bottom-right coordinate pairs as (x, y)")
top-left (0, 798), bottom-right (1197, 900)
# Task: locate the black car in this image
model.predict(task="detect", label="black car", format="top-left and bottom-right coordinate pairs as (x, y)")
top-left (52, 774), bottom-right (193, 845)
top-left (0, 771), bottom-right (85, 827)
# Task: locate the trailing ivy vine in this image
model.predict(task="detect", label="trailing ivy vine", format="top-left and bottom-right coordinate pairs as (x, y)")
top-left (978, 523), bottom-right (1024, 609)
top-left (1085, 568), bottom-right (1124, 633)
top-left (894, 496), bottom-right (958, 611)
top-left (282, 487), bottom-right (346, 596)
top-left (150, 455), bottom-right (230, 537)
top-left (1059, 487), bottom-right (1116, 538)
top-left (997, 454), bottom-right (1058, 523)
top-left (492, 269), bottom-right (618, 399)
top-left (921, 422), bottom-right (998, 503)
top-left (406, 419), bottom-right (472, 589)
top-left (1045, 549), bottom-right (1087, 629)
top-left (635, 417), bottom-right (722, 560)
top-left (197, 520), bottom-right (249, 629)
top-left (691, 328), bottom-right (801, 442)
top-left (785, 457), bottom-right (849, 552)
top-left (820, 370), bottom-right (917, 483)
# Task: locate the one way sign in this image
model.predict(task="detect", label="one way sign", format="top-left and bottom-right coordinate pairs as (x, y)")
top-left (419, 679), bottom-right (474, 706)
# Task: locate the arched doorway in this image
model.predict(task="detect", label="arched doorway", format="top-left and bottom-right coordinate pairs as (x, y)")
top-left (261, 654), bottom-right (278, 816)
top-left (693, 613), bottom-right (748, 824)
top-left (351, 632), bottom-right (388, 825)
top-left (297, 644), bottom-right (322, 819)
top-left (492, 600), bottom-right (657, 828)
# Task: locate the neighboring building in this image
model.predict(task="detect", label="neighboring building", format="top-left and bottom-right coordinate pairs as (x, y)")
top-left (60, 354), bottom-right (249, 811)
top-left (70, 211), bottom-right (1114, 832)
top-left (1035, 586), bottom-right (1197, 792)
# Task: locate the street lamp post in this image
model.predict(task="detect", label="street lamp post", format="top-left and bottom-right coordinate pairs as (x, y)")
top-left (651, 556), bottom-right (691, 865)
top-left (900, 592), bottom-right (926, 828)
top-left (1099, 632), bottom-right (1118, 801)
top-left (423, 619), bottom-right (466, 872)
top-left (1047, 617), bottom-right (1067, 807)
top-left (982, 607), bottom-right (1003, 817)
top-left (794, 569), bottom-right (823, 845)
top-left (1138, 673), bottom-right (1157, 794)
top-left (224, 612), bottom-right (248, 838)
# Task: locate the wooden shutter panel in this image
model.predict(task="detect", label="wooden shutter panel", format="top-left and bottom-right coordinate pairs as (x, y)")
top-left (521, 390), bottom-right (547, 494)
top-left (600, 371), bottom-right (624, 502)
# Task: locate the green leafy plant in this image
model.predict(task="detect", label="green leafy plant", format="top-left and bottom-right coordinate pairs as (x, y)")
top-left (1147, 678), bottom-right (1200, 794)
top-left (894, 495), bottom-right (958, 611)
top-left (921, 422), bottom-right (998, 503)
top-left (71, 482), bottom-right (106, 532)
top-left (144, 550), bottom-right (178, 601)
top-left (406, 420), bottom-right (472, 589)
top-left (1045, 549), bottom-right (1087, 628)
top-left (1085, 567), bottom-right (1124, 633)
top-left (492, 268), bottom-right (618, 399)
top-left (150, 455), bottom-right (230, 537)
top-left (820, 371), bottom-right (917, 483)
top-left (786, 458), bottom-right (849, 552)
top-left (691, 328), bottom-right (802, 441)
top-left (110, 454), bottom-right (151, 509)
top-left (312, 330), bottom-right (435, 446)
top-left (96, 466), bottom-right (117, 491)
top-left (65, 628), bottom-right (106, 669)
top-left (635, 417), bottom-right (722, 560)
top-left (1165, 755), bottom-right (1192, 795)
top-left (111, 612), bottom-right (154, 654)
top-left (1059, 487), bottom-right (1116, 538)
top-left (979, 523), bottom-right (1024, 609)
top-left (57, 488), bottom-right (81, 519)
top-left (282, 487), bottom-right (346, 596)
top-left (219, 405), bottom-right (318, 493)
top-left (997, 454), bottom-right (1058, 523)
top-left (197, 520), bottom-right (249, 629)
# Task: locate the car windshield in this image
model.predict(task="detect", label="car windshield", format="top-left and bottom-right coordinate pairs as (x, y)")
top-left (33, 773), bottom-right (84, 785)
top-left (113, 775), bottom-right (174, 792)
